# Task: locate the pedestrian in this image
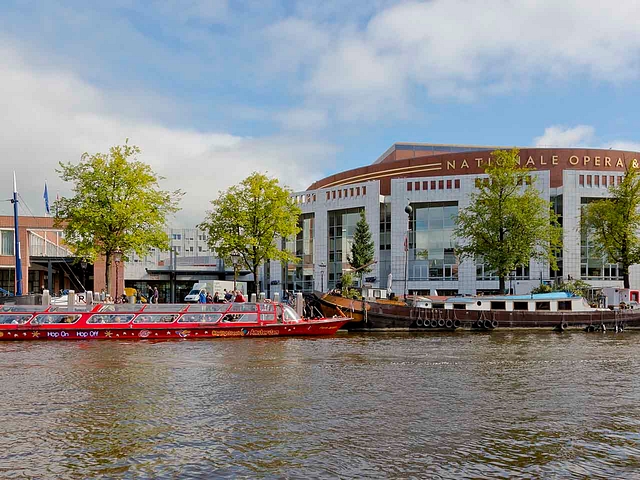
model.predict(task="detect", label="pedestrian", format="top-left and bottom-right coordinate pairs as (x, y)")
top-left (147, 286), bottom-right (153, 304)
top-left (224, 289), bottom-right (232, 302)
top-left (153, 286), bottom-right (159, 304)
top-left (199, 289), bottom-right (207, 304)
top-left (100, 288), bottom-right (106, 302)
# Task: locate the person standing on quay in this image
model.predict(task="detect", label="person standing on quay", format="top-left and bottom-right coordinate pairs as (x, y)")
top-left (153, 286), bottom-right (159, 304)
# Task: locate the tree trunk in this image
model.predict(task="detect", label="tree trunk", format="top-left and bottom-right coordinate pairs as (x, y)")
top-left (499, 276), bottom-right (506, 294)
top-left (623, 265), bottom-right (630, 289)
top-left (253, 264), bottom-right (259, 297)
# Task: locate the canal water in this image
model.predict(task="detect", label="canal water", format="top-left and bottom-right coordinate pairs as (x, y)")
top-left (1, 331), bottom-right (640, 479)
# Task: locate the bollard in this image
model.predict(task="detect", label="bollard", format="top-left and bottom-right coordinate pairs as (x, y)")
top-left (259, 292), bottom-right (266, 302)
top-left (250, 293), bottom-right (257, 303)
top-left (68, 290), bottom-right (75, 309)
top-left (42, 289), bottom-right (50, 306)
top-left (295, 292), bottom-right (304, 317)
top-left (273, 292), bottom-right (280, 303)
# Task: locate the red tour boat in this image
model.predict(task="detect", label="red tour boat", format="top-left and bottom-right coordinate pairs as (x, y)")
top-left (0, 301), bottom-right (350, 341)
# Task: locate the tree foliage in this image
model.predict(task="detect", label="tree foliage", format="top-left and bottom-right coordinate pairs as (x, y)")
top-left (454, 148), bottom-right (562, 293)
top-left (54, 141), bottom-right (182, 292)
top-left (581, 167), bottom-right (640, 288)
top-left (199, 172), bottom-right (301, 295)
top-left (348, 210), bottom-right (375, 276)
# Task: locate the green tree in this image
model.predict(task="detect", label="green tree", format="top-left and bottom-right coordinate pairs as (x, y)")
top-left (54, 142), bottom-right (182, 293)
top-left (199, 172), bottom-right (301, 296)
top-left (454, 148), bottom-right (562, 293)
top-left (348, 210), bottom-right (375, 287)
top-left (581, 167), bottom-right (640, 288)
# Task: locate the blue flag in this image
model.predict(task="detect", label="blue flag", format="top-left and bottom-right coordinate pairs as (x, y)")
top-left (44, 182), bottom-right (50, 215)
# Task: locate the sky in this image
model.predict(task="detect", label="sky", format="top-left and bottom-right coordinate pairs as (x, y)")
top-left (2, 0), bottom-right (640, 226)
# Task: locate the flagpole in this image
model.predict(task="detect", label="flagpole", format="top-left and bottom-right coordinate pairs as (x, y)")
top-left (12, 172), bottom-right (23, 296)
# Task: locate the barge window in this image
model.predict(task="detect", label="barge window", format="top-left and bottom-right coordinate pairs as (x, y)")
top-left (535, 301), bottom-right (550, 311)
top-left (453, 304), bottom-right (466, 310)
top-left (178, 314), bottom-right (222, 323)
top-left (100, 304), bottom-right (143, 313)
top-left (0, 314), bottom-right (32, 324)
top-left (229, 303), bottom-right (258, 313)
top-left (133, 314), bottom-right (179, 324)
top-left (259, 303), bottom-right (275, 313)
top-left (1, 305), bottom-right (47, 313)
top-left (490, 301), bottom-right (506, 310)
top-left (558, 301), bottom-right (572, 311)
top-left (513, 302), bottom-right (528, 311)
top-left (145, 304), bottom-right (187, 313)
top-left (87, 314), bottom-right (134, 324)
top-left (32, 314), bottom-right (81, 324)
top-left (432, 303), bottom-right (445, 309)
top-left (187, 304), bottom-right (228, 312)
top-left (220, 313), bottom-right (258, 323)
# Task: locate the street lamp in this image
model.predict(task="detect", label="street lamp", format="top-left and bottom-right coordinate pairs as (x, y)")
top-left (318, 262), bottom-right (327, 292)
top-left (230, 251), bottom-right (240, 291)
top-left (404, 203), bottom-right (413, 300)
top-left (113, 249), bottom-right (122, 301)
top-left (80, 260), bottom-right (87, 292)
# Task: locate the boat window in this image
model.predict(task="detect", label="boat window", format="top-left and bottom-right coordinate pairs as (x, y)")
top-left (513, 302), bottom-right (529, 311)
top-left (229, 303), bottom-right (258, 312)
top-left (260, 313), bottom-right (275, 321)
top-left (0, 305), bottom-right (47, 313)
top-left (49, 306), bottom-right (88, 313)
top-left (535, 301), bottom-right (550, 311)
top-left (259, 303), bottom-right (275, 312)
top-left (220, 313), bottom-right (258, 323)
top-left (490, 301), bottom-right (506, 310)
top-left (133, 314), bottom-right (179, 324)
top-left (0, 314), bottom-right (32, 324)
top-left (187, 304), bottom-right (229, 313)
top-left (283, 305), bottom-right (301, 322)
top-left (432, 303), bottom-right (445, 309)
top-left (453, 304), bottom-right (466, 310)
top-left (87, 314), bottom-right (134, 324)
top-left (144, 304), bottom-right (187, 313)
top-left (558, 301), bottom-right (572, 311)
top-left (99, 304), bottom-right (144, 313)
top-left (178, 314), bottom-right (222, 323)
top-left (32, 314), bottom-right (81, 325)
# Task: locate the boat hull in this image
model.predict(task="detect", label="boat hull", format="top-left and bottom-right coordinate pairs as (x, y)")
top-left (317, 293), bottom-right (640, 331)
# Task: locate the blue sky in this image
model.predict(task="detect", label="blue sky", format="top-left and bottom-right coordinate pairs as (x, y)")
top-left (2, 0), bottom-right (640, 225)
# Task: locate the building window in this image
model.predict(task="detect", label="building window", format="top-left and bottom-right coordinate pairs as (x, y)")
top-left (602, 176), bottom-right (607, 187)
top-left (438, 180), bottom-right (444, 190)
top-left (431, 180), bottom-right (436, 190)
top-left (594, 175), bottom-right (599, 186)
top-left (284, 213), bottom-right (315, 293)
top-left (379, 203), bottom-right (391, 251)
top-left (446, 179), bottom-right (452, 189)
top-left (586, 175), bottom-right (592, 186)
top-left (579, 175), bottom-right (584, 186)
top-left (454, 179), bottom-right (460, 189)
top-left (415, 181), bottom-right (420, 191)
top-left (618, 176), bottom-right (622, 185)
top-left (362, 186), bottom-right (367, 195)
top-left (0, 230), bottom-right (15, 256)
top-left (356, 187), bottom-right (360, 196)
top-left (350, 188), bottom-right (354, 197)
top-left (332, 191), bottom-right (336, 199)
top-left (327, 208), bottom-right (362, 290)
top-left (610, 176), bottom-right (615, 186)
top-left (407, 182), bottom-right (412, 191)
top-left (423, 181), bottom-right (428, 190)
top-left (338, 190), bottom-right (342, 198)
top-left (408, 202), bottom-right (458, 281)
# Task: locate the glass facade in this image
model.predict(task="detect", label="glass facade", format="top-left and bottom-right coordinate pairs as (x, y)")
top-left (551, 195), bottom-right (563, 279)
top-left (283, 214), bottom-right (315, 292)
top-left (408, 202), bottom-right (458, 281)
top-left (580, 198), bottom-right (622, 280)
top-left (328, 208), bottom-right (363, 289)
top-left (0, 269), bottom-right (14, 294)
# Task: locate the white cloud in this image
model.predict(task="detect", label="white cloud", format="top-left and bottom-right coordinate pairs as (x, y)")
top-left (534, 125), bottom-right (595, 147)
top-left (0, 43), bottom-right (335, 226)
top-left (533, 125), bottom-right (640, 152)
top-left (267, 0), bottom-right (640, 119)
